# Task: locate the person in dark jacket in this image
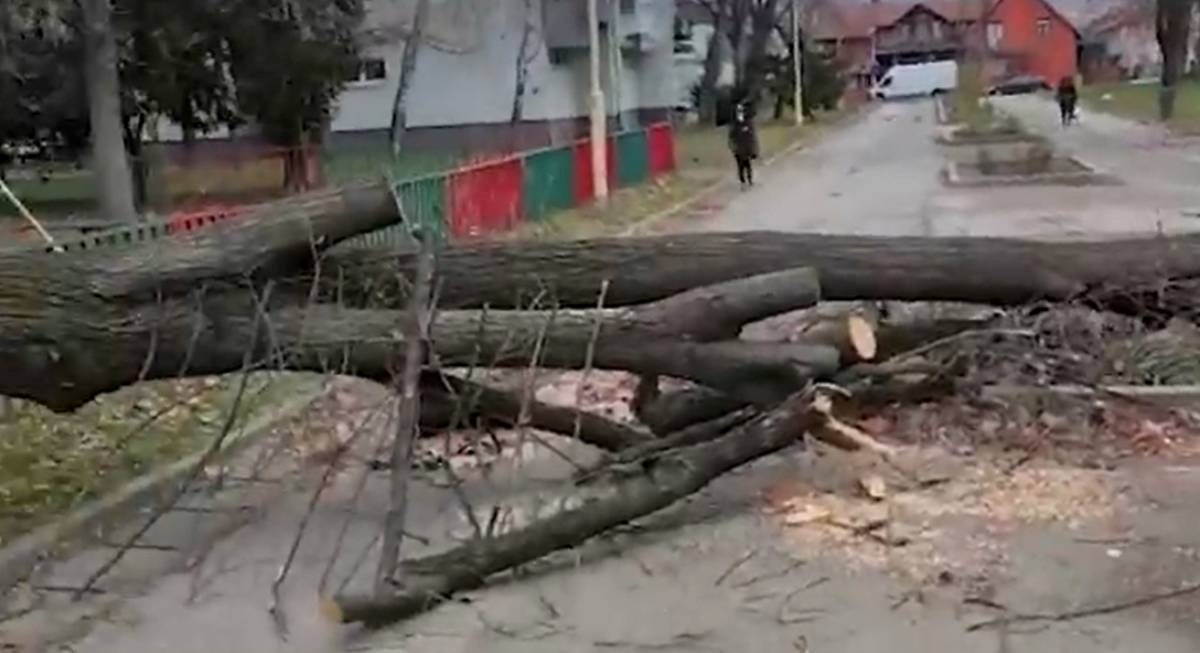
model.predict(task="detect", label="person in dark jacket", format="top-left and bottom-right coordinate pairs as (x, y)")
top-left (728, 101), bottom-right (759, 188)
top-left (1056, 76), bottom-right (1078, 126)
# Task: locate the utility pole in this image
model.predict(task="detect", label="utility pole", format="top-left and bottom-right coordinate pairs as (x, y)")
top-left (587, 0), bottom-right (609, 201)
top-left (792, 0), bottom-right (804, 125)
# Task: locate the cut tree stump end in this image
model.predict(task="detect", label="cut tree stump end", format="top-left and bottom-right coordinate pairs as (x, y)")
top-left (319, 595), bottom-right (344, 623)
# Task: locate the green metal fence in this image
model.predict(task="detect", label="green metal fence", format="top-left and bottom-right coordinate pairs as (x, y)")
top-left (616, 130), bottom-right (650, 187)
top-left (522, 146), bottom-right (576, 221)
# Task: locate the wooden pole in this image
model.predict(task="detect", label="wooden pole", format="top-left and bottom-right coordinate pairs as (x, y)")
top-left (0, 177), bottom-right (58, 248)
top-left (792, 0), bottom-right (804, 125)
top-left (588, 0), bottom-right (609, 201)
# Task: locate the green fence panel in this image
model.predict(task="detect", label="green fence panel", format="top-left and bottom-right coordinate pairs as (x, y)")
top-left (338, 174), bottom-right (447, 251)
top-left (616, 130), bottom-right (649, 188)
top-left (522, 146), bottom-right (575, 221)
top-left (322, 148), bottom-right (462, 187)
top-left (397, 174), bottom-right (448, 244)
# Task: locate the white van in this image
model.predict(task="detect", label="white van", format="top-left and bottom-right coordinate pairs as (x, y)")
top-left (873, 60), bottom-right (958, 100)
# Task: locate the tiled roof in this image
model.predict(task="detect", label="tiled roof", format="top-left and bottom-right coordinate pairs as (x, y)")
top-left (808, 0), bottom-right (1087, 41)
top-left (808, 0), bottom-right (986, 40)
top-left (1083, 5), bottom-right (1152, 36)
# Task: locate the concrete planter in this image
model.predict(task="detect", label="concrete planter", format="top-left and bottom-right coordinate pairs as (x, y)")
top-left (943, 154), bottom-right (1117, 187)
top-left (938, 137), bottom-right (1050, 164)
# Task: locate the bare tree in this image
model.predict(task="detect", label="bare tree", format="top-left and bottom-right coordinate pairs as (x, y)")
top-left (696, 0), bottom-right (787, 110)
top-left (510, 0), bottom-right (537, 124)
top-left (390, 0), bottom-right (431, 158)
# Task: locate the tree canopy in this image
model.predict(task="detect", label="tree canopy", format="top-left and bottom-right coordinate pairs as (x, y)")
top-left (0, 0), bottom-right (362, 165)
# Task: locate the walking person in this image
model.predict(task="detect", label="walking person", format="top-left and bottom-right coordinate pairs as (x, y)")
top-left (728, 101), bottom-right (759, 188)
top-left (1056, 76), bottom-right (1078, 127)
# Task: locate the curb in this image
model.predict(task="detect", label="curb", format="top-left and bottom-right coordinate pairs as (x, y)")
top-left (0, 379), bottom-right (327, 593)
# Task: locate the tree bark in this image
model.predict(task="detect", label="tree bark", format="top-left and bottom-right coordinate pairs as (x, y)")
top-left (742, 0), bottom-right (782, 103)
top-left (637, 386), bottom-right (746, 435)
top-left (422, 374), bottom-right (652, 453)
top-left (1157, 0), bottom-right (1192, 121)
top-left (322, 389), bottom-right (822, 627)
top-left (43, 183), bottom-right (400, 301)
top-left (0, 265), bottom-right (830, 411)
top-left (339, 231), bottom-right (1200, 315)
top-left (698, 12), bottom-right (725, 124)
top-left (18, 228), bottom-right (1200, 411)
top-left (390, 0), bottom-right (430, 157)
top-left (81, 0), bottom-right (138, 221)
top-left (510, 0), bottom-right (535, 124)
top-left (375, 236), bottom-right (435, 594)
top-left (584, 407), bottom-right (758, 480)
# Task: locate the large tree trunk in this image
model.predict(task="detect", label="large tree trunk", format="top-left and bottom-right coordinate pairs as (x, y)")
top-left (337, 231), bottom-right (1200, 317)
top-left (1157, 0), bottom-right (1192, 121)
top-left (15, 226), bottom-right (1200, 411)
top-left (81, 0), bottom-right (138, 221)
top-left (742, 0), bottom-right (782, 104)
top-left (698, 15), bottom-right (725, 124)
top-left (0, 261), bottom-right (826, 411)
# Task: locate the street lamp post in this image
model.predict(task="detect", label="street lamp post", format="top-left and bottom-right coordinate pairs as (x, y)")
top-left (792, 0), bottom-right (804, 126)
top-left (587, 0), bottom-right (609, 201)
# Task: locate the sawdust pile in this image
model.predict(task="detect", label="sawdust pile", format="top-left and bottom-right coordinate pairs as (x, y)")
top-left (763, 444), bottom-right (1126, 583)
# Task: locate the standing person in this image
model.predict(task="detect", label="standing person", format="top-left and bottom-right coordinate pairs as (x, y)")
top-left (1056, 76), bottom-right (1078, 126)
top-left (728, 101), bottom-right (759, 188)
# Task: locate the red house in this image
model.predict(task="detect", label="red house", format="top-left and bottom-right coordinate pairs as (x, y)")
top-left (805, 0), bottom-right (1079, 92)
top-left (983, 0), bottom-right (1079, 86)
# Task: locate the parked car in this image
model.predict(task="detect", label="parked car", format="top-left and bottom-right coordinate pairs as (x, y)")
top-left (872, 60), bottom-right (958, 100)
top-left (987, 75), bottom-right (1050, 96)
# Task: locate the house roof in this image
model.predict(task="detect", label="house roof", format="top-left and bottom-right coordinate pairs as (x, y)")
top-left (808, 0), bottom-right (1079, 41)
top-left (807, 0), bottom-right (986, 40)
top-left (1083, 4), bottom-right (1152, 37)
top-left (984, 0), bottom-right (1081, 36)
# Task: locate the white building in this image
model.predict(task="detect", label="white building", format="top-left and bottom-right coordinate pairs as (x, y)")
top-left (329, 0), bottom-right (678, 154)
top-left (152, 0), bottom-right (678, 158)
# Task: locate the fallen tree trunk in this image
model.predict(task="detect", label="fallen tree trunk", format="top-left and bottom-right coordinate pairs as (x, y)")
top-left (578, 407), bottom-right (759, 484)
top-left (322, 389), bottom-right (822, 627)
top-left (421, 374), bottom-right (652, 452)
top-left (2, 269), bottom-right (828, 411)
top-left (634, 314), bottom-right (976, 435)
top-left (12, 183), bottom-right (400, 303)
top-left (338, 231), bottom-right (1200, 312)
top-left (636, 386), bottom-right (747, 436)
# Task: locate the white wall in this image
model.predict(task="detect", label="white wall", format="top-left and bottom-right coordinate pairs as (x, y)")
top-left (330, 0), bottom-right (677, 135)
top-left (150, 0), bottom-right (676, 143)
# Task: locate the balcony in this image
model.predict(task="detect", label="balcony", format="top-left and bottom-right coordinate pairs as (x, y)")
top-left (543, 0), bottom-right (666, 57)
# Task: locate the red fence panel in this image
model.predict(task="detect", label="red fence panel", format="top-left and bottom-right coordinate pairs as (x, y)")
top-left (572, 138), bottom-right (619, 203)
top-left (647, 123), bottom-right (677, 176)
top-left (447, 157), bottom-right (524, 239)
top-left (166, 203), bottom-right (247, 235)
top-left (573, 140), bottom-right (594, 204)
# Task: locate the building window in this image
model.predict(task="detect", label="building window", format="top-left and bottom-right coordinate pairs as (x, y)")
top-left (987, 22), bottom-right (1003, 49)
top-left (1036, 18), bottom-right (1051, 37)
top-left (345, 57), bottom-right (387, 84)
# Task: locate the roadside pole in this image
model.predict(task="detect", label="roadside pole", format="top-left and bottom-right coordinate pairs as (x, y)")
top-left (588, 0), bottom-right (609, 201)
top-left (792, 0), bottom-right (804, 126)
top-left (0, 177), bottom-right (58, 249)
